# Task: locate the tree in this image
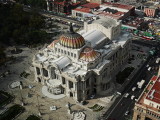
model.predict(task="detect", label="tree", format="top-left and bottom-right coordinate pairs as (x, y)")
top-left (29, 15), bottom-right (45, 30)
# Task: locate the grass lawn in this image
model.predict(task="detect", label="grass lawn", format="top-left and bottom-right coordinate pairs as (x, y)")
top-left (116, 67), bottom-right (135, 84)
top-left (0, 91), bottom-right (14, 107)
top-left (88, 104), bottom-right (104, 112)
top-left (26, 115), bottom-right (41, 120)
top-left (0, 104), bottom-right (25, 120)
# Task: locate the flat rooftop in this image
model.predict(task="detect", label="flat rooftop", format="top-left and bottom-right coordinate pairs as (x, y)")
top-left (146, 76), bottom-right (160, 104)
top-left (74, 8), bottom-right (91, 13)
top-left (81, 3), bottom-right (100, 9)
top-left (103, 2), bottom-right (134, 10)
top-left (136, 75), bottom-right (160, 112)
top-left (97, 11), bottom-right (124, 20)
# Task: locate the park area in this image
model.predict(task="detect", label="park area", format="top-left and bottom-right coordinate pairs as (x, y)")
top-left (0, 90), bottom-right (14, 107)
top-left (26, 115), bottom-right (41, 120)
top-left (116, 67), bottom-right (135, 84)
top-left (0, 104), bottom-right (25, 120)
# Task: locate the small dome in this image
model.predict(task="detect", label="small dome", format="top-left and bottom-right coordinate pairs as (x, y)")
top-left (59, 24), bottom-right (85, 49)
top-left (79, 47), bottom-right (100, 62)
top-left (47, 40), bottom-right (59, 48)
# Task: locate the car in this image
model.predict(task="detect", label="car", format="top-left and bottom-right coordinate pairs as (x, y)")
top-left (135, 98), bottom-right (138, 102)
top-left (124, 93), bottom-right (129, 98)
top-left (131, 95), bottom-right (135, 100)
top-left (132, 87), bottom-right (136, 91)
top-left (117, 92), bottom-right (121, 95)
top-left (148, 67), bottom-right (151, 71)
top-left (125, 111), bottom-right (129, 116)
top-left (146, 64), bottom-right (149, 67)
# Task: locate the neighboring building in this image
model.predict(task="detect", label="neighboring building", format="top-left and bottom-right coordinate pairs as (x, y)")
top-left (32, 18), bottom-right (132, 102)
top-left (72, 2), bottom-right (135, 20)
top-left (46, 0), bottom-right (84, 14)
top-left (86, 0), bottom-right (119, 4)
top-left (100, 2), bottom-right (135, 16)
top-left (144, 8), bottom-right (158, 17)
top-left (72, 2), bottom-right (100, 20)
top-left (133, 75), bottom-right (160, 120)
top-left (86, 0), bottom-right (102, 4)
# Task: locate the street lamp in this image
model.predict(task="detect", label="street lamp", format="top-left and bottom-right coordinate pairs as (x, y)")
top-left (19, 87), bottom-right (24, 106)
top-left (36, 94), bottom-right (41, 116)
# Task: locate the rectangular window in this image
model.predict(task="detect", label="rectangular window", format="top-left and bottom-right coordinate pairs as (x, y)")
top-left (61, 49), bottom-right (63, 53)
top-left (62, 77), bottom-right (65, 84)
top-left (86, 79), bottom-right (89, 87)
top-left (64, 50), bottom-right (66, 54)
top-left (69, 81), bottom-right (73, 89)
top-left (74, 54), bottom-right (76, 58)
top-left (71, 53), bottom-right (73, 57)
top-left (68, 51), bottom-right (70, 56)
top-left (76, 12), bottom-right (82, 17)
top-left (58, 49), bottom-right (60, 52)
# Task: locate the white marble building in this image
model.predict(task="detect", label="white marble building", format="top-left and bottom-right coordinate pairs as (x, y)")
top-left (32, 17), bottom-right (132, 102)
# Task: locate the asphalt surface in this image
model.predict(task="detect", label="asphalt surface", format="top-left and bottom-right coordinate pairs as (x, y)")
top-left (23, 6), bottom-right (83, 27)
top-left (101, 43), bottom-right (160, 120)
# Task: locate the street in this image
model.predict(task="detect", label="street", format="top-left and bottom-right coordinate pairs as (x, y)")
top-left (101, 49), bottom-right (160, 120)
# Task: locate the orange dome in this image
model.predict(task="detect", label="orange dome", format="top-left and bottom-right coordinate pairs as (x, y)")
top-left (80, 47), bottom-right (100, 62)
top-left (59, 24), bottom-right (85, 49)
top-left (59, 33), bottom-right (85, 49)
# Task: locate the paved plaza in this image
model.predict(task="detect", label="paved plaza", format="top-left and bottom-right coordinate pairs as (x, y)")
top-left (0, 46), bottom-right (102, 120)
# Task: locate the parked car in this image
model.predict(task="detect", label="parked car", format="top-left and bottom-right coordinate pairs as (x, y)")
top-left (132, 87), bottom-right (136, 91)
top-left (124, 93), bottom-right (129, 98)
top-left (131, 95), bottom-right (135, 100)
top-left (125, 111), bottom-right (129, 116)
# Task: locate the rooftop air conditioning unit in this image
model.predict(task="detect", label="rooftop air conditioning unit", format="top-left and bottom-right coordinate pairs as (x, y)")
top-left (148, 89), bottom-right (155, 100)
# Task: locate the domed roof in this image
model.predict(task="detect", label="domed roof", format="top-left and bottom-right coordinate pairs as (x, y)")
top-left (59, 24), bottom-right (85, 49)
top-left (79, 47), bottom-right (100, 62)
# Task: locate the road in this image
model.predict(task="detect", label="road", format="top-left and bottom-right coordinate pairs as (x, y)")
top-left (101, 49), bottom-right (160, 120)
top-left (23, 6), bottom-right (83, 27)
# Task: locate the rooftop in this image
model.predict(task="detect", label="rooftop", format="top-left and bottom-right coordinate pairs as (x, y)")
top-left (74, 8), bottom-right (91, 13)
top-left (81, 3), bottom-right (100, 9)
top-left (97, 11), bottom-right (124, 20)
top-left (103, 2), bottom-right (134, 10)
top-left (136, 75), bottom-right (160, 112)
top-left (91, 17), bottom-right (118, 28)
top-left (146, 76), bottom-right (160, 104)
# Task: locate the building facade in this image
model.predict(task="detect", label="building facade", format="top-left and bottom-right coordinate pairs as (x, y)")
top-left (32, 18), bottom-right (132, 102)
top-left (133, 75), bottom-right (160, 120)
top-left (46, 0), bottom-right (84, 14)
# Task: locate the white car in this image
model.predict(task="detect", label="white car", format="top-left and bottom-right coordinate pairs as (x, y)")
top-left (135, 99), bottom-right (138, 102)
top-left (148, 67), bottom-right (151, 71)
top-left (124, 93), bottom-right (129, 98)
top-left (125, 111), bottom-right (129, 116)
top-left (132, 87), bottom-right (136, 91)
top-left (146, 64), bottom-right (149, 67)
top-left (131, 95), bottom-right (135, 100)
top-left (117, 92), bottom-right (121, 95)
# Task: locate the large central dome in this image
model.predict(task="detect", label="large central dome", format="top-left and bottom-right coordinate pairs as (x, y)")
top-left (59, 24), bottom-right (85, 49)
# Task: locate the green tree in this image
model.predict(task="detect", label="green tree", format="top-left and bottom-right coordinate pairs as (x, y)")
top-left (29, 15), bottom-right (45, 30)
